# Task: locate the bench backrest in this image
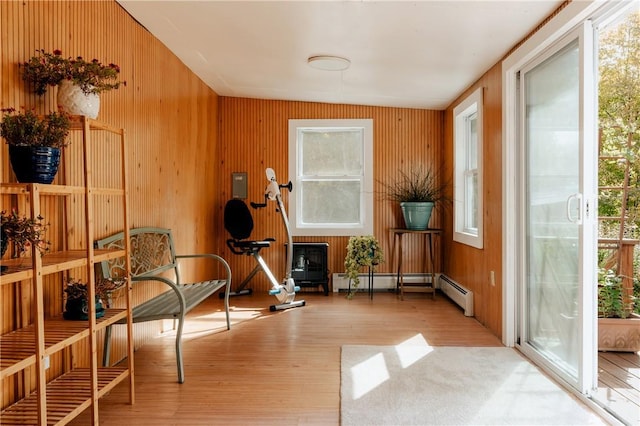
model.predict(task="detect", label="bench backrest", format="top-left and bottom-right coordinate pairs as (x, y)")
top-left (96, 227), bottom-right (178, 280)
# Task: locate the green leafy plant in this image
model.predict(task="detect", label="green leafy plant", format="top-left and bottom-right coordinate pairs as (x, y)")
top-left (64, 276), bottom-right (128, 302)
top-left (21, 49), bottom-right (123, 95)
top-left (383, 164), bottom-right (449, 203)
top-left (1, 210), bottom-right (50, 255)
top-left (344, 235), bottom-right (384, 298)
top-left (1, 107), bottom-right (70, 148)
top-left (597, 268), bottom-right (634, 318)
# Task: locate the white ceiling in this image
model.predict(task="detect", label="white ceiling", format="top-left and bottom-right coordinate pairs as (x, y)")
top-left (117, 1), bottom-right (563, 110)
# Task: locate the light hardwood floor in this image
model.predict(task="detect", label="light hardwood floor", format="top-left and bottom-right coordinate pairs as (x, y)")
top-left (70, 291), bottom-right (626, 426)
top-left (69, 291), bottom-right (502, 425)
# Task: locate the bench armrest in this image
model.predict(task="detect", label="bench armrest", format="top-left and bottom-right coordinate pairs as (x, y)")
top-left (175, 253), bottom-right (232, 286)
top-left (175, 253), bottom-right (232, 311)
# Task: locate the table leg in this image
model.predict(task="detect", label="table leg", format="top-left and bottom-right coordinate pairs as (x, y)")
top-left (428, 233), bottom-right (435, 299)
top-left (397, 233), bottom-right (404, 300)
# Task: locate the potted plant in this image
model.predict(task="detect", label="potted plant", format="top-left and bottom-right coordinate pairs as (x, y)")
top-left (344, 235), bottom-right (384, 298)
top-left (383, 164), bottom-right (449, 230)
top-left (21, 49), bottom-right (123, 118)
top-left (1, 107), bottom-right (71, 183)
top-left (1, 210), bottom-right (50, 272)
top-left (63, 276), bottom-right (127, 320)
top-left (597, 268), bottom-right (640, 352)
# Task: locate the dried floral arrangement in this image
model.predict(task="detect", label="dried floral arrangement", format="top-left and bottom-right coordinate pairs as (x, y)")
top-left (1, 210), bottom-right (50, 255)
top-left (64, 276), bottom-right (128, 302)
top-left (21, 49), bottom-right (123, 95)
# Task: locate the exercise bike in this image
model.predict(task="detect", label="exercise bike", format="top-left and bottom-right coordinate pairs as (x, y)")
top-left (224, 168), bottom-right (305, 312)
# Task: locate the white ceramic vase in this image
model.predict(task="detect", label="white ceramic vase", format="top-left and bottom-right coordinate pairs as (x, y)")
top-left (57, 79), bottom-right (100, 119)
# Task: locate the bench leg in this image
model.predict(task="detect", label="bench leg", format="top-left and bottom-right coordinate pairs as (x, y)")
top-left (176, 313), bottom-right (185, 384)
top-left (103, 325), bottom-right (112, 367)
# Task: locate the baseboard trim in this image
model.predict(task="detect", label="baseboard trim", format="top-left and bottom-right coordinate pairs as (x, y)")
top-left (332, 272), bottom-right (439, 293)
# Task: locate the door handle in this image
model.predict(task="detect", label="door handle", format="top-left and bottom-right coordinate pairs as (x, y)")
top-left (566, 193), bottom-right (582, 223)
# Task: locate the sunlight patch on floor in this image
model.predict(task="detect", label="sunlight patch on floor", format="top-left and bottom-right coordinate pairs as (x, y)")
top-left (350, 333), bottom-right (432, 399)
top-left (394, 333), bottom-right (433, 368)
top-left (350, 352), bottom-right (389, 400)
top-left (161, 306), bottom-right (264, 340)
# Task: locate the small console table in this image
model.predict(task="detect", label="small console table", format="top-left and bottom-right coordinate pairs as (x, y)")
top-left (389, 228), bottom-right (441, 300)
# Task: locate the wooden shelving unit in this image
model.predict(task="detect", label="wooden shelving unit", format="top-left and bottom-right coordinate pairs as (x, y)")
top-left (0, 116), bottom-right (134, 425)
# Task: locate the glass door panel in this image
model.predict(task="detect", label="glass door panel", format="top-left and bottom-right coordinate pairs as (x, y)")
top-left (518, 22), bottom-right (597, 393)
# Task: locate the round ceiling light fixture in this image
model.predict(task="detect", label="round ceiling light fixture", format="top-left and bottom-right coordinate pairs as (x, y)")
top-left (307, 55), bottom-right (351, 71)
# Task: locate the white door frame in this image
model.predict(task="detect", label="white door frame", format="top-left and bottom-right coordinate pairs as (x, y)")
top-left (502, 0), bottom-right (604, 349)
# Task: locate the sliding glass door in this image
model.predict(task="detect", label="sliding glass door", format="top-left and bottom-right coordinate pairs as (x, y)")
top-left (517, 22), bottom-right (598, 393)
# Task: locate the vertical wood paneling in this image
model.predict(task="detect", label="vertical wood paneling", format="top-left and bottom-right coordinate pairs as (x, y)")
top-left (443, 63), bottom-right (503, 337)
top-left (218, 98), bottom-right (444, 294)
top-left (1, 0), bottom-right (219, 409)
top-left (437, 3), bottom-right (573, 339)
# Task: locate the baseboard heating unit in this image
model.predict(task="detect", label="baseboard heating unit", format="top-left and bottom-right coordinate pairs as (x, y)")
top-left (439, 275), bottom-right (474, 316)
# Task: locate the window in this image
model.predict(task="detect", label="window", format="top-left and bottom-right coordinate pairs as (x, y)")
top-left (288, 119), bottom-right (373, 236)
top-left (453, 88), bottom-right (483, 249)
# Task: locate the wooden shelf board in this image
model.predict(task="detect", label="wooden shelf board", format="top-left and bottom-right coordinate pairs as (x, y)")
top-left (1, 251), bottom-right (92, 285)
top-left (94, 248), bottom-right (126, 263)
top-left (0, 310), bottom-right (129, 379)
top-left (0, 354), bottom-right (36, 380)
top-left (0, 262), bottom-right (34, 284)
top-left (0, 183), bottom-right (85, 195)
top-left (0, 367), bottom-right (128, 425)
top-left (69, 116), bottom-right (123, 135)
top-left (41, 251), bottom-right (88, 274)
top-left (2, 250), bottom-right (126, 286)
top-left (0, 182), bottom-right (125, 197)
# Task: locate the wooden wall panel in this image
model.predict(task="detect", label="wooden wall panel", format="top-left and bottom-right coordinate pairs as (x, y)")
top-left (1, 0), bottom-right (219, 406)
top-left (443, 63), bottom-right (503, 336)
top-left (439, 0), bottom-right (570, 338)
top-left (217, 98), bottom-right (444, 294)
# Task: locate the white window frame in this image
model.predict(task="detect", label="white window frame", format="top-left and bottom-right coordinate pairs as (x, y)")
top-left (288, 119), bottom-right (373, 236)
top-left (453, 87), bottom-right (484, 249)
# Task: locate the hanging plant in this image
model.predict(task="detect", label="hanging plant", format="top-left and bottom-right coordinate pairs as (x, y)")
top-left (344, 235), bottom-right (384, 298)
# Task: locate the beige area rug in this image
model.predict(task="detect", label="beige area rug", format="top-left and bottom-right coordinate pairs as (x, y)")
top-left (341, 344), bottom-right (605, 425)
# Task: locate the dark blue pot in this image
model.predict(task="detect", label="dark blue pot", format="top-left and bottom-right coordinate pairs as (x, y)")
top-left (63, 297), bottom-right (105, 320)
top-left (0, 226), bottom-right (7, 273)
top-left (8, 146), bottom-right (61, 184)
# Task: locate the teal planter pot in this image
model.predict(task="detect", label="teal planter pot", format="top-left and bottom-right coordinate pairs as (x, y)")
top-left (400, 201), bottom-right (434, 230)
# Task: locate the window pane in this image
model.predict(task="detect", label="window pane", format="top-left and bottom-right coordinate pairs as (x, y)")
top-left (300, 180), bottom-right (361, 224)
top-left (465, 172), bottom-right (478, 231)
top-left (300, 129), bottom-right (363, 176)
top-left (467, 115), bottom-right (478, 169)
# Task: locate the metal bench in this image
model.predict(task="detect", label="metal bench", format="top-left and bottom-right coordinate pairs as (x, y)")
top-left (96, 227), bottom-right (232, 383)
